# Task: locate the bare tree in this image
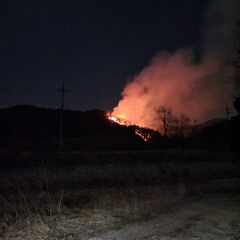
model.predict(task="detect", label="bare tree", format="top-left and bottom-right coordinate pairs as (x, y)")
top-left (173, 113), bottom-right (191, 154)
top-left (156, 106), bottom-right (173, 137)
top-left (178, 113), bottom-right (190, 137)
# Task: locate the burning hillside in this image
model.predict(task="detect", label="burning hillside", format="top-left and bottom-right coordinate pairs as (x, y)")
top-left (107, 113), bottom-right (130, 126)
top-left (107, 112), bottom-right (153, 141)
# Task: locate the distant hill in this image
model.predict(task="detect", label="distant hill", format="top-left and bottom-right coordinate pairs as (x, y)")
top-left (0, 105), bottom-right (146, 151)
top-left (0, 105), bottom-right (239, 168)
top-left (198, 118), bottom-right (225, 128)
top-left (0, 105), bottom-right (239, 154)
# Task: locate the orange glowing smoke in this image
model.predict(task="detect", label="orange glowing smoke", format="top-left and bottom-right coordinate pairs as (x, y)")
top-left (110, 0), bottom-right (236, 131)
top-left (111, 50), bottom-right (234, 131)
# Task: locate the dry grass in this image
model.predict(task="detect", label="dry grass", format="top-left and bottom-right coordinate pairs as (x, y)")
top-left (0, 188), bottom-right (63, 239)
top-left (0, 153), bottom-right (239, 240)
top-left (0, 182), bottom-right (188, 240)
top-left (1, 181), bottom-right (240, 240)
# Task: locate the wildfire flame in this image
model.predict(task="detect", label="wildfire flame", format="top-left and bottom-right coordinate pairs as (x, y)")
top-left (106, 112), bottom-right (152, 141)
top-left (135, 128), bottom-right (152, 142)
top-left (107, 113), bottom-right (130, 126)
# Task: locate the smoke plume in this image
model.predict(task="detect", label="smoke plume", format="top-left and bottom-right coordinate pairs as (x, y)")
top-left (112, 0), bottom-right (237, 130)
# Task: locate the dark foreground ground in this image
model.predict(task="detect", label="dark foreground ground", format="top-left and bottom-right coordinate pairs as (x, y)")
top-left (0, 150), bottom-right (240, 240)
top-left (84, 192), bottom-right (240, 240)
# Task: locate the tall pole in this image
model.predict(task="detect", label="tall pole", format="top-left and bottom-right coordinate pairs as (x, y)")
top-left (225, 103), bottom-right (231, 121)
top-left (225, 103), bottom-right (232, 155)
top-left (58, 81), bottom-right (69, 152)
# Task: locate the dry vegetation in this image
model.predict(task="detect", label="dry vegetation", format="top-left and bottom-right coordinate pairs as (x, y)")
top-left (1, 183), bottom-right (240, 240)
top-left (0, 151), bottom-right (240, 240)
top-left (0, 183), bottom-right (184, 239)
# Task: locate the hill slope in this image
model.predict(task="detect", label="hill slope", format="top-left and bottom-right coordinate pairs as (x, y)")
top-left (0, 105), bottom-right (145, 151)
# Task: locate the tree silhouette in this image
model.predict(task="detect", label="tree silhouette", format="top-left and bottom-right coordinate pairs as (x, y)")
top-left (156, 106), bottom-right (173, 137)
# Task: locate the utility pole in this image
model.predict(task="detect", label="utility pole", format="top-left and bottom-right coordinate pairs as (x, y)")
top-left (225, 103), bottom-right (231, 121)
top-left (225, 103), bottom-right (232, 155)
top-left (58, 81), bottom-right (69, 152)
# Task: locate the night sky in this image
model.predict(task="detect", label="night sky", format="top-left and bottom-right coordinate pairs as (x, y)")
top-left (0, 0), bottom-right (209, 111)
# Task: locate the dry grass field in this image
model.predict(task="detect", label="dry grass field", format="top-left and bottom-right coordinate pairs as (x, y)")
top-left (0, 150), bottom-right (240, 240)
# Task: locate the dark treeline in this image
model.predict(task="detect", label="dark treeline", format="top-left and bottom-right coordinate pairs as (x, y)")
top-left (0, 104), bottom-right (239, 168)
top-left (0, 105), bottom-right (144, 151)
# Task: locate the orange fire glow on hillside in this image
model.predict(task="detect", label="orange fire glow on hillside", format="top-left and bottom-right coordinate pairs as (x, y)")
top-left (106, 113), bottom-right (152, 141)
top-left (135, 128), bottom-right (152, 142)
top-left (107, 113), bottom-right (130, 126)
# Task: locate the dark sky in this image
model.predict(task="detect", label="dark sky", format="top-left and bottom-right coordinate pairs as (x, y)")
top-left (0, 0), bottom-right (209, 111)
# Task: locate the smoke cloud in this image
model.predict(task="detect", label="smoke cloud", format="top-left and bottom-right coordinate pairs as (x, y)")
top-left (111, 0), bottom-right (237, 130)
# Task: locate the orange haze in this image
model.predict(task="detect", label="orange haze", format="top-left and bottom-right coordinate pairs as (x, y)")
top-left (112, 50), bottom-right (234, 130)
top-left (111, 0), bottom-right (236, 131)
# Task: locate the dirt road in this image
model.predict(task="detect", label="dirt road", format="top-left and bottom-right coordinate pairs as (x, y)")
top-left (85, 194), bottom-right (240, 240)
